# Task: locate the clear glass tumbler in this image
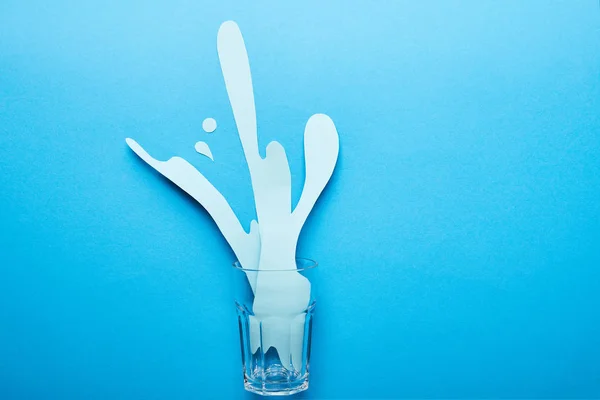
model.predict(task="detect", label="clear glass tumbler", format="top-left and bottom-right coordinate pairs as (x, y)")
top-left (232, 259), bottom-right (317, 396)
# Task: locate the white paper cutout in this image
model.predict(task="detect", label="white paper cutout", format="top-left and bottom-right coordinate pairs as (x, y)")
top-left (202, 117), bottom-right (217, 133)
top-left (216, 22), bottom-right (338, 370)
top-left (126, 20), bottom-right (339, 372)
top-left (125, 138), bottom-right (260, 275)
top-left (194, 141), bottom-right (214, 160)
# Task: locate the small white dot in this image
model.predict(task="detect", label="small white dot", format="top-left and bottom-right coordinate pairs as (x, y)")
top-left (202, 118), bottom-right (217, 133)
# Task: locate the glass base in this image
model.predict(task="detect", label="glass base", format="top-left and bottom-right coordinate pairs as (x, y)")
top-left (244, 365), bottom-right (309, 396)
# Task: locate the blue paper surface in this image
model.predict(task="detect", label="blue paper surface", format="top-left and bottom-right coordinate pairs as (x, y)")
top-left (1, 1), bottom-right (599, 398)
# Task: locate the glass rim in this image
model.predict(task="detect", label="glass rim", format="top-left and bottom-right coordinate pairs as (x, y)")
top-left (232, 257), bottom-right (317, 272)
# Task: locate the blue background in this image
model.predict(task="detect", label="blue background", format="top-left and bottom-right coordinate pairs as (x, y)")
top-left (1, 1), bottom-right (600, 399)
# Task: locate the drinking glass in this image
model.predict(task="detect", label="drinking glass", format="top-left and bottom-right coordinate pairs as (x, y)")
top-left (232, 258), bottom-right (317, 396)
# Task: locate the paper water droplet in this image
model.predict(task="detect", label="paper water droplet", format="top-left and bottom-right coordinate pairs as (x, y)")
top-left (202, 118), bottom-right (217, 133)
top-left (195, 141), bottom-right (214, 161)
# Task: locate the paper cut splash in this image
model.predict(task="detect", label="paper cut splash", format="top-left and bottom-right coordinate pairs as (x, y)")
top-left (202, 117), bottom-right (217, 133)
top-left (194, 141), bottom-right (214, 160)
top-left (126, 20), bottom-right (339, 371)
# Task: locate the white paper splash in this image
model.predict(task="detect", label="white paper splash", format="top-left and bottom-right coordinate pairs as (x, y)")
top-left (202, 117), bottom-right (217, 133)
top-left (194, 141), bottom-right (214, 160)
top-left (126, 20), bottom-right (339, 371)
